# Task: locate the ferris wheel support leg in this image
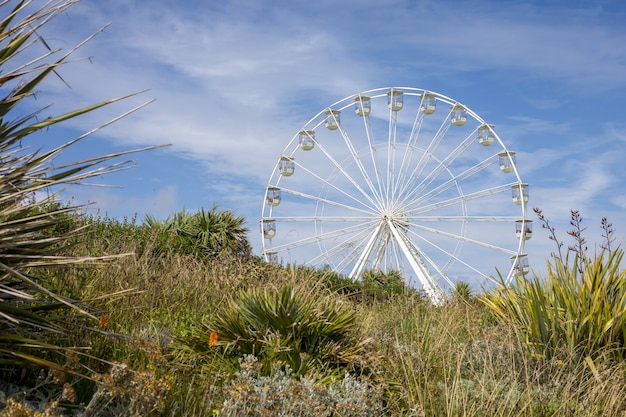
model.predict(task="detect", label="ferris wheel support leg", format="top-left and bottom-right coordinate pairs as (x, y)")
top-left (385, 219), bottom-right (446, 305)
top-left (348, 221), bottom-right (385, 280)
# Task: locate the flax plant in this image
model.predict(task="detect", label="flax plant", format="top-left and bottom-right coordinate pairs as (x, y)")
top-left (482, 211), bottom-right (626, 361)
top-left (0, 0), bottom-right (158, 376)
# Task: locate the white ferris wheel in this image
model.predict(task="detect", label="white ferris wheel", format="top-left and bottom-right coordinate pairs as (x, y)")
top-left (261, 87), bottom-right (530, 303)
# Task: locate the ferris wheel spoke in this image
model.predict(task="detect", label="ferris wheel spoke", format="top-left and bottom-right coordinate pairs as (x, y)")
top-left (312, 135), bottom-right (382, 210)
top-left (393, 143), bottom-right (421, 204)
top-left (348, 220), bottom-right (386, 279)
top-left (409, 215), bottom-right (518, 222)
top-left (406, 108), bottom-right (454, 191)
top-left (288, 161), bottom-right (378, 212)
top-left (402, 157), bottom-right (504, 211)
top-left (409, 230), bottom-right (493, 282)
top-left (307, 223), bottom-right (377, 269)
top-left (385, 107), bottom-right (399, 204)
top-left (408, 183), bottom-right (513, 215)
top-left (396, 128), bottom-right (478, 204)
top-left (335, 121), bottom-right (385, 207)
top-left (360, 111), bottom-right (387, 206)
top-left (270, 216), bottom-right (375, 222)
top-left (277, 186), bottom-right (376, 217)
top-left (392, 109), bottom-right (427, 203)
top-left (407, 222), bottom-right (517, 254)
top-left (269, 219), bottom-right (377, 253)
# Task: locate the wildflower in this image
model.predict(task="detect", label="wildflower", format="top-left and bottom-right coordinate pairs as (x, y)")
top-left (99, 315), bottom-right (108, 329)
top-left (209, 331), bottom-right (219, 346)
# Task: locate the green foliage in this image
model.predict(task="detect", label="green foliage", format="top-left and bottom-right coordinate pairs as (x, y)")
top-left (0, 0), bottom-right (154, 383)
top-left (182, 285), bottom-right (370, 378)
top-left (361, 269), bottom-right (414, 301)
top-left (144, 205), bottom-right (251, 261)
top-left (452, 281), bottom-right (473, 302)
top-left (13, 212), bottom-right (626, 415)
top-left (483, 250), bottom-right (626, 361)
top-left (482, 210), bottom-right (626, 361)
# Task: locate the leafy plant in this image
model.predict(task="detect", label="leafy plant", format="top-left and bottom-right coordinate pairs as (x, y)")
top-left (0, 0), bottom-right (156, 380)
top-left (182, 285), bottom-right (371, 378)
top-left (361, 269), bottom-right (415, 301)
top-left (144, 205), bottom-right (251, 261)
top-left (482, 210), bottom-right (626, 361)
top-left (216, 355), bottom-right (384, 416)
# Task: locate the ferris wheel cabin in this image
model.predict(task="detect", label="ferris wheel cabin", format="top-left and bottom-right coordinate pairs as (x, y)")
top-left (512, 183), bottom-right (529, 205)
top-left (324, 109), bottom-right (341, 130)
top-left (451, 104), bottom-right (467, 126)
top-left (299, 130), bottom-right (315, 151)
top-left (354, 96), bottom-right (371, 117)
top-left (516, 219), bottom-right (533, 240)
top-left (387, 89), bottom-right (404, 111)
top-left (265, 186), bottom-right (281, 207)
top-left (420, 92), bottom-right (437, 114)
top-left (477, 124), bottom-right (495, 146)
top-left (279, 156), bottom-right (295, 176)
top-left (498, 151), bottom-right (516, 173)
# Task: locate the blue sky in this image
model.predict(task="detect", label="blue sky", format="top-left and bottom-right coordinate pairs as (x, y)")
top-left (15, 0), bottom-right (626, 280)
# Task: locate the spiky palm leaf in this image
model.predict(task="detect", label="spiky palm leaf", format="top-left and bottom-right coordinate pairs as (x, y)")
top-left (0, 0), bottom-right (160, 375)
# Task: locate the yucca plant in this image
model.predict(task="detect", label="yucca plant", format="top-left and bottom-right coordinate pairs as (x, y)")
top-left (0, 0), bottom-right (158, 378)
top-left (181, 285), bottom-right (371, 378)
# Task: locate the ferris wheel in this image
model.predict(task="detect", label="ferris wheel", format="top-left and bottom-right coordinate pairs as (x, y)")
top-left (261, 87), bottom-right (530, 303)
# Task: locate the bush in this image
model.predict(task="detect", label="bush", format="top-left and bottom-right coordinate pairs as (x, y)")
top-left (180, 285), bottom-right (373, 378)
top-left (482, 210), bottom-right (626, 361)
top-left (144, 205), bottom-right (251, 261)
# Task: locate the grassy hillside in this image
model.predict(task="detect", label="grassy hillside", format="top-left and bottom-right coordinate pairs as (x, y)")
top-left (2, 212), bottom-right (624, 416)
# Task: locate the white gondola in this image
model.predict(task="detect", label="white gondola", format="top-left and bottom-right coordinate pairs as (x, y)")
top-left (451, 104), bottom-right (467, 126)
top-left (324, 109), bottom-right (340, 130)
top-left (498, 151), bottom-right (516, 173)
top-left (266, 186), bottom-right (281, 207)
top-left (477, 124), bottom-right (495, 146)
top-left (299, 130), bottom-right (315, 151)
top-left (264, 250), bottom-right (278, 263)
top-left (420, 92), bottom-right (436, 114)
top-left (387, 89), bottom-right (404, 111)
top-left (511, 254), bottom-right (529, 276)
top-left (262, 219), bottom-right (276, 239)
top-left (515, 219), bottom-right (533, 240)
top-left (279, 156), bottom-right (295, 176)
top-left (512, 183), bottom-right (529, 205)
top-left (354, 96), bottom-right (371, 117)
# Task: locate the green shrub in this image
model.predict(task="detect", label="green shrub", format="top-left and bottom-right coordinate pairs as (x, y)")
top-left (482, 210), bottom-right (626, 361)
top-left (144, 205), bottom-right (251, 261)
top-left (181, 285), bottom-right (372, 378)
